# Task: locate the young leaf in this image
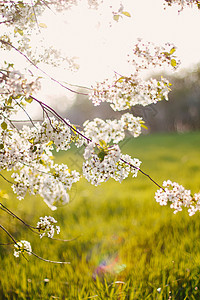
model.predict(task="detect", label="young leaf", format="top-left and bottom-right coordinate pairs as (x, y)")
top-left (113, 14), bottom-right (120, 22)
top-left (25, 98), bottom-right (33, 104)
top-left (117, 77), bottom-right (125, 83)
top-left (1, 122), bottom-right (7, 130)
top-left (170, 47), bottom-right (176, 55)
top-left (99, 139), bottom-right (107, 148)
top-left (14, 27), bottom-right (24, 36)
top-left (122, 11), bottom-right (131, 17)
top-left (171, 59), bottom-right (177, 67)
top-left (141, 124), bottom-right (148, 130)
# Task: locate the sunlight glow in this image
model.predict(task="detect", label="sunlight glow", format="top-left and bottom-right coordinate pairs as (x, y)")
top-left (39, 0), bottom-right (200, 90)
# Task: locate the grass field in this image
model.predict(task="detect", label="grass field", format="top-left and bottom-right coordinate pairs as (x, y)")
top-left (0, 131), bottom-right (200, 299)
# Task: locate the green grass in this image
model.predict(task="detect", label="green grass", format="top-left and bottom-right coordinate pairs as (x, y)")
top-left (1, 131), bottom-right (200, 299)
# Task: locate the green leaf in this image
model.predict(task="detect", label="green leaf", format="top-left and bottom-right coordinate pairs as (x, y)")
top-left (0, 144), bottom-right (4, 150)
top-left (170, 47), bottom-right (176, 55)
top-left (117, 77), bottom-right (125, 83)
top-left (171, 59), bottom-right (177, 67)
top-left (18, 1), bottom-right (24, 8)
top-left (141, 124), bottom-right (148, 130)
top-left (99, 139), bottom-right (107, 148)
top-left (4, 106), bottom-right (14, 110)
top-left (7, 96), bottom-right (13, 106)
top-left (122, 11), bottom-right (131, 17)
top-left (113, 14), bottom-right (120, 22)
top-left (1, 122), bottom-right (7, 130)
top-left (25, 98), bottom-right (33, 103)
top-left (98, 150), bottom-right (106, 162)
top-left (46, 141), bottom-right (53, 146)
top-left (14, 27), bottom-right (24, 36)
top-left (28, 138), bottom-right (35, 144)
top-left (39, 159), bottom-right (45, 165)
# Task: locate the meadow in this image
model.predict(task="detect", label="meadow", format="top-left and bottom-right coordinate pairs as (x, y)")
top-left (0, 131), bottom-right (200, 299)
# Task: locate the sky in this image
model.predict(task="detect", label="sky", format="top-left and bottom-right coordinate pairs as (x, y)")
top-left (3, 0), bottom-right (200, 116)
top-left (41, 1), bottom-right (200, 77)
top-left (31, 0), bottom-right (200, 102)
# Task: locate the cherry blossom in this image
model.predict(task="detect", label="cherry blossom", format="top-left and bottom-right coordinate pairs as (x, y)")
top-left (14, 240), bottom-right (32, 258)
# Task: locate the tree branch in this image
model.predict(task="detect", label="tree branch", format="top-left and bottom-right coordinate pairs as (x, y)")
top-left (0, 173), bottom-right (15, 185)
top-left (29, 250), bottom-right (70, 264)
top-left (0, 39), bottom-right (89, 96)
top-left (0, 223), bottom-right (18, 245)
top-left (0, 223), bottom-right (70, 264)
top-left (30, 95), bottom-right (92, 143)
top-left (0, 203), bottom-right (37, 230)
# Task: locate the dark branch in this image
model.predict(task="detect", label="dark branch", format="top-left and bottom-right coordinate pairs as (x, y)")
top-left (0, 224), bottom-right (18, 245)
top-left (0, 173), bottom-right (14, 185)
top-left (30, 95), bottom-right (92, 143)
top-left (0, 203), bottom-right (37, 230)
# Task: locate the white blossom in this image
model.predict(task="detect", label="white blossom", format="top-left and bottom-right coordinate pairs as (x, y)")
top-left (155, 180), bottom-right (200, 215)
top-left (83, 113), bottom-right (144, 145)
top-left (37, 216), bottom-right (60, 238)
top-left (89, 41), bottom-right (179, 112)
top-left (83, 143), bottom-right (141, 185)
top-left (0, 117), bottom-right (80, 209)
top-left (14, 240), bottom-right (32, 258)
top-left (164, 0), bottom-right (200, 10)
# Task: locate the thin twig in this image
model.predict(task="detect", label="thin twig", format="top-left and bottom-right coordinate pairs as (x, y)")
top-left (0, 224), bottom-right (18, 245)
top-left (10, 119), bottom-right (43, 122)
top-left (0, 19), bottom-right (13, 25)
top-left (31, 0), bottom-right (41, 33)
top-left (30, 95), bottom-right (92, 143)
top-left (0, 202), bottom-right (37, 230)
top-left (0, 67), bottom-right (91, 91)
top-left (27, 250), bottom-right (70, 264)
top-left (0, 223), bottom-right (70, 264)
top-left (13, 98), bottom-right (36, 127)
top-left (0, 202), bottom-right (79, 242)
top-left (120, 158), bottom-right (165, 191)
top-left (0, 173), bottom-right (15, 185)
top-left (49, 235), bottom-right (81, 242)
top-left (2, 114), bottom-right (18, 130)
top-left (0, 39), bottom-right (89, 96)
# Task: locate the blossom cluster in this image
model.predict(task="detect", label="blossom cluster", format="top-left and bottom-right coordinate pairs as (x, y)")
top-left (1, 1), bottom-right (200, 264)
top-left (83, 142), bottom-right (141, 186)
top-left (0, 116), bottom-right (80, 209)
top-left (0, 1), bottom-right (41, 29)
top-left (14, 240), bottom-right (32, 258)
top-left (155, 180), bottom-right (200, 215)
top-left (164, 0), bottom-right (200, 10)
top-left (129, 40), bottom-right (180, 71)
top-left (89, 40), bottom-right (180, 111)
top-left (0, 67), bottom-right (41, 100)
top-left (83, 113), bottom-right (144, 144)
top-left (0, 1), bottom-right (80, 70)
top-left (37, 216), bottom-right (60, 238)
top-left (89, 74), bottom-right (171, 111)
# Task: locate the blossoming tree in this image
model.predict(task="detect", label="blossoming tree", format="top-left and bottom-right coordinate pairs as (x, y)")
top-left (0, 0), bottom-right (200, 262)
